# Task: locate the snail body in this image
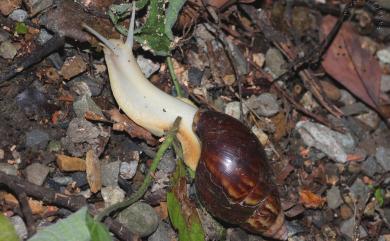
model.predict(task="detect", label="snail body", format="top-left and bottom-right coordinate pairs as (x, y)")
top-left (83, 6), bottom-right (287, 240)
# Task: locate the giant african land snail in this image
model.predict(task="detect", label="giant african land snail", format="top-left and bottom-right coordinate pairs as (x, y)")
top-left (83, 4), bottom-right (288, 240)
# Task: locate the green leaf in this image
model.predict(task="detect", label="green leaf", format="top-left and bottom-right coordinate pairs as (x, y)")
top-left (167, 159), bottom-right (205, 241)
top-left (0, 213), bottom-right (20, 241)
top-left (15, 22), bottom-right (28, 35)
top-left (28, 207), bottom-right (91, 241)
top-left (375, 188), bottom-right (384, 207)
top-left (164, 0), bottom-right (187, 40)
top-left (86, 213), bottom-right (113, 241)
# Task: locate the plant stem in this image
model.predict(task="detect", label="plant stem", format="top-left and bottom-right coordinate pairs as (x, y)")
top-left (96, 116), bottom-right (182, 222)
top-left (167, 57), bottom-right (183, 98)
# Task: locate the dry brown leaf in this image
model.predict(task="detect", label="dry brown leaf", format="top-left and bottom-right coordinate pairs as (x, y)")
top-left (299, 189), bottom-right (325, 208)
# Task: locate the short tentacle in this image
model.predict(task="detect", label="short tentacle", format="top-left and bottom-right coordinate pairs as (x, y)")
top-left (82, 23), bottom-right (119, 55)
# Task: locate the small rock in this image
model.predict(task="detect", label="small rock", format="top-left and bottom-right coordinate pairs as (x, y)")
top-left (0, 40), bottom-right (17, 59)
top-left (319, 80), bottom-right (341, 101)
top-left (70, 172), bottom-right (88, 187)
top-left (251, 126), bottom-right (268, 146)
top-left (347, 162), bottom-right (361, 173)
top-left (382, 75), bottom-right (390, 92)
top-left (25, 129), bottom-right (49, 150)
top-left (37, 29), bottom-right (52, 45)
top-left (0, 149), bottom-right (4, 159)
top-left (0, 163), bottom-right (17, 175)
top-left (310, 210), bottom-right (326, 229)
top-left (52, 176), bottom-right (73, 186)
top-left (15, 87), bottom-right (52, 119)
top-left (339, 204), bottom-right (353, 220)
top-left (120, 161), bottom-right (138, 180)
top-left (69, 80), bottom-right (92, 97)
top-left (23, 0), bottom-right (53, 16)
top-left (355, 109), bottom-right (381, 129)
top-left (265, 48), bottom-right (286, 77)
top-left (363, 200), bottom-right (377, 217)
top-left (60, 55), bottom-right (87, 80)
top-left (377, 0), bottom-right (390, 9)
top-left (47, 140), bottom-right (61, 152)
top-left (137, 55), bottom-right (160, 78)
top-left (244, 93), bottom-right (280, 117)
top-left (324, 163), bottom-right (339, 185)
top-left (101, 186), bottom-right (125, 207)
top-left (226, 228), bottom-right (249, 241)
top-left (340, 217), bottom-right (367, 239)
top-left (8, 9), bottom-right (28, 22)
top-left (0, 0), bottom-right (22, 16)
top-left (296, 121), bottom-right (356, 163)
top-left (101, 161), bottom-right (121, 187)
top-left (56, 154), bottom-right (86, 171)
top-left (361, 156), bottom-right (382, 176)
top-left (300, 91), bottom-right (320, 111)
top-left (148, 221), bottom-right (176, 241)
top-left (70, 75), bottom-right (104, 96)
top-left (350, 178), bottom-right (370, 207)
top-left (375, 147), bottom-right (390, 171)
top-left (188, 67), bottom-right (203, 86)
top-left (326, 186), bottom-right (343, 209)
top-left (377, 47), bottom-right (390, 64)
top-left (225, 101), bottom-right (248, 120)
top-left (252, 52), bottom-right (265, 68)
top-left (339, 90), bottom-right (356, 106)
top-left (117, 202), bottom-right (159, 237)
top-left (340, 102), bottom-right (369, 116)
top-left (73, 95), bottom-right (103, 118)
top-left (0, 29), bottom-right (10, 42)
top-left (198, 207), bottom-right (225, 241)
top-left (158, 150), bottom-right (176, 173)
top-left (10, 215), bottom-right (28, 240)
top-left (25, 163), bottom-right (49, 185)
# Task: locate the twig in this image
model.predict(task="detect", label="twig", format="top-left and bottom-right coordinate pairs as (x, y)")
top-left (96, 116), bottom-right (182, 222)
top-left (167, 57), bottom-right (184, 98)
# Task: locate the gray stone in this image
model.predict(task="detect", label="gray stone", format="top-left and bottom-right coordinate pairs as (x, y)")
top-left (0, 41), bottom-right (17, 59)
top-left (73, 94), bottom-right (103, 118)
top-left (9, 9), bottom-right (28, 22)
top-left (10, 215), bottom-right (28, 240)
top-left (265, 48), bottom-right (287, 77)
top-left (47, 140), bottom-right (61, 152)
top-left (376, 147), bottom-right (390, 171)
top-left (101, 161), bottom-right (121, 187)
top-left (71, 172), bottom-right (88, 187)
top-left (52, 176), bottom-right (73, 186)
top-left (226, 228), bottom-right (249, 241)
top-left (0, 163), bottom-right (17, 176)
top-left (225, 101), bottom-right (248, 120)
top-left (25, 129), bottom-right (50, 150)
top-left (25, 163), bottom-right (49, 185)
top-left (382, 75), bottom-right (390, 92)
top-left (148, 221), bottom-right (176, 241)
top-left (340, 102), bottom-right (369, 116)
top-left (23, 0), bottom-right (53, 16)
top-left (340, 217), bottom-right (367, 239)
top-left (37, 29), bottom-right (52, 45)
top-left (117, 202), bottom-right (159, 237)
top-left (70, 76), bottom-right (104, 97)
top-left (120, 161), bottom-right (138, 180)
top-left (350, 178), bottom-right (370, 207)
top-left (101, 186), bottom-right (125, 207)
top-left (326, 186), bottom-right (343, 209)
top-left (377, 0), bottom-right (390, 9)
top-left (377, 47), bottom-right (390, 64)
top-left (0, 29), bottom-right (10, 42)
top-left (361, 156), bottom-right (382, 176)
top-left (356, 110), bottom-right (381, 130)
top-left (339, 90), bottom-right (356, 106)
top-left (158, 150), bottom-right (176, 173)
top-left (137, 55), bottom-right (160, 78)
top-left (245, 93), bottom-right (280, 117)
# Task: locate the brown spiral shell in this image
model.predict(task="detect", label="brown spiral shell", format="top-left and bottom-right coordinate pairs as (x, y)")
top-left (193, 110), bottom-right (287, 240)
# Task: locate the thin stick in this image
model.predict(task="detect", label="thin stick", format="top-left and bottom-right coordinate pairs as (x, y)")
top-left (167, 57), bottom-right (184, 98)
top-left (96, 116), bottom-right (182, 222)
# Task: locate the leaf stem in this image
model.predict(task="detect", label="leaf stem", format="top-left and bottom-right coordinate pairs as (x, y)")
top-left (167, 57), bottom-right (184, 98)
top-left (96, 116), bottom-right (182, 222)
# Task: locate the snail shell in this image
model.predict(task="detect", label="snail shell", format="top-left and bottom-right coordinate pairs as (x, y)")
top-left (193, 110), bottom-right (287, 240)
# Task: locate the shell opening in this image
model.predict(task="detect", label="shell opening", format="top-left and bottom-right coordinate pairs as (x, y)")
top-left (82, 23), bottom-right (119, 56)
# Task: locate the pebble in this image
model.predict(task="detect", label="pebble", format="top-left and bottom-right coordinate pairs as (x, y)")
top-left (52, 176), bottom-right (73, 186)
top-left (148, 221), bottom-right (176, 241)
top-left (296, 121), bottom-right (355, 163)
top-left (361, 156), bottom-right (381, 176)
top-left (25, 163), bottom-right (50, 185)
top-left (73, 94), bottom-right (103, 118)
top-left (251, 126), bottom-right (268, 146)
top-left (340, 217), bottom-right (367, 239)
top-left (137, 55), bottom-right (160, 78)
top-left (101, 161), bottom-right (121, 187)
top-left (0, 163), bottom-right (17, 175)
top-left (339, 204), bottom-right (353, 220)
top-left (8, 9), bottom-right (28, 22)
top-left (70, 75), bottom-right (104, 97)
top-left (0, 0), bottom-right (21, 15)
top-left (226, 228), bottom-right (249, 241)
top-left (120, 161), bottom-right (138, 180)
top-left (10, 215), bottom-right (28, 240)
top-left (25, 129), bottom-right (50, 150)
top-left (0, 29), bottom-right (10, 42)
top-left (101, 186), bottom-right (125, 207)
top-left (265, 47), bottom-right (287, 77)
top-left (382, 75), bottom-right (390, 92)
top-left (375, 147), bottom-right (390, 171)
top-left (244, 93), bottom-right (280, 117)
top-left (117, 202), bottom-right (159, 237)
top-left (70, 172), bottom-right (88, 188)
top-left (350, 178), bottom-right (370, 207)
top-left (339, 90), bottom-right (356, 106)
top-left (24, 0), bottom-right (53, 16)
top-left (60, 55), bottom-right (87, 80)
top-left (355, 109), bottom-right (381, 130)
top-left (56, 154), bottom-right (86, 172)
top-left (377, 47), bottom-right (390, 64)
top-left (158, 150), bottom-right (176, 173)
top-left (37, 29), bottom-right (52, 45)
top-left (0, 40), bottom-right (17, 59)
top-left (187, 67), bottom-right (203, 86)
top-left (340, 102), bottom-right (369, 116)
top-left (197, 207), bottom-right (225, 241)
top-left (326, 186), bottom-right (343, 209)
top-left (224, 101), bottom-right (248, 120)
top-left (319, 80), bottom-right (341, 101)
top-left (69, 80), bottom-right (92, 97)
top-left (47, 140), bottom-right (61, 152)
top-left (300, 91), bottom-right (319, 111)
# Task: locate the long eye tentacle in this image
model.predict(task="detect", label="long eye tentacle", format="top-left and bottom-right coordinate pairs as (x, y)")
top-left (125, 1), bottom-right (136, 49)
